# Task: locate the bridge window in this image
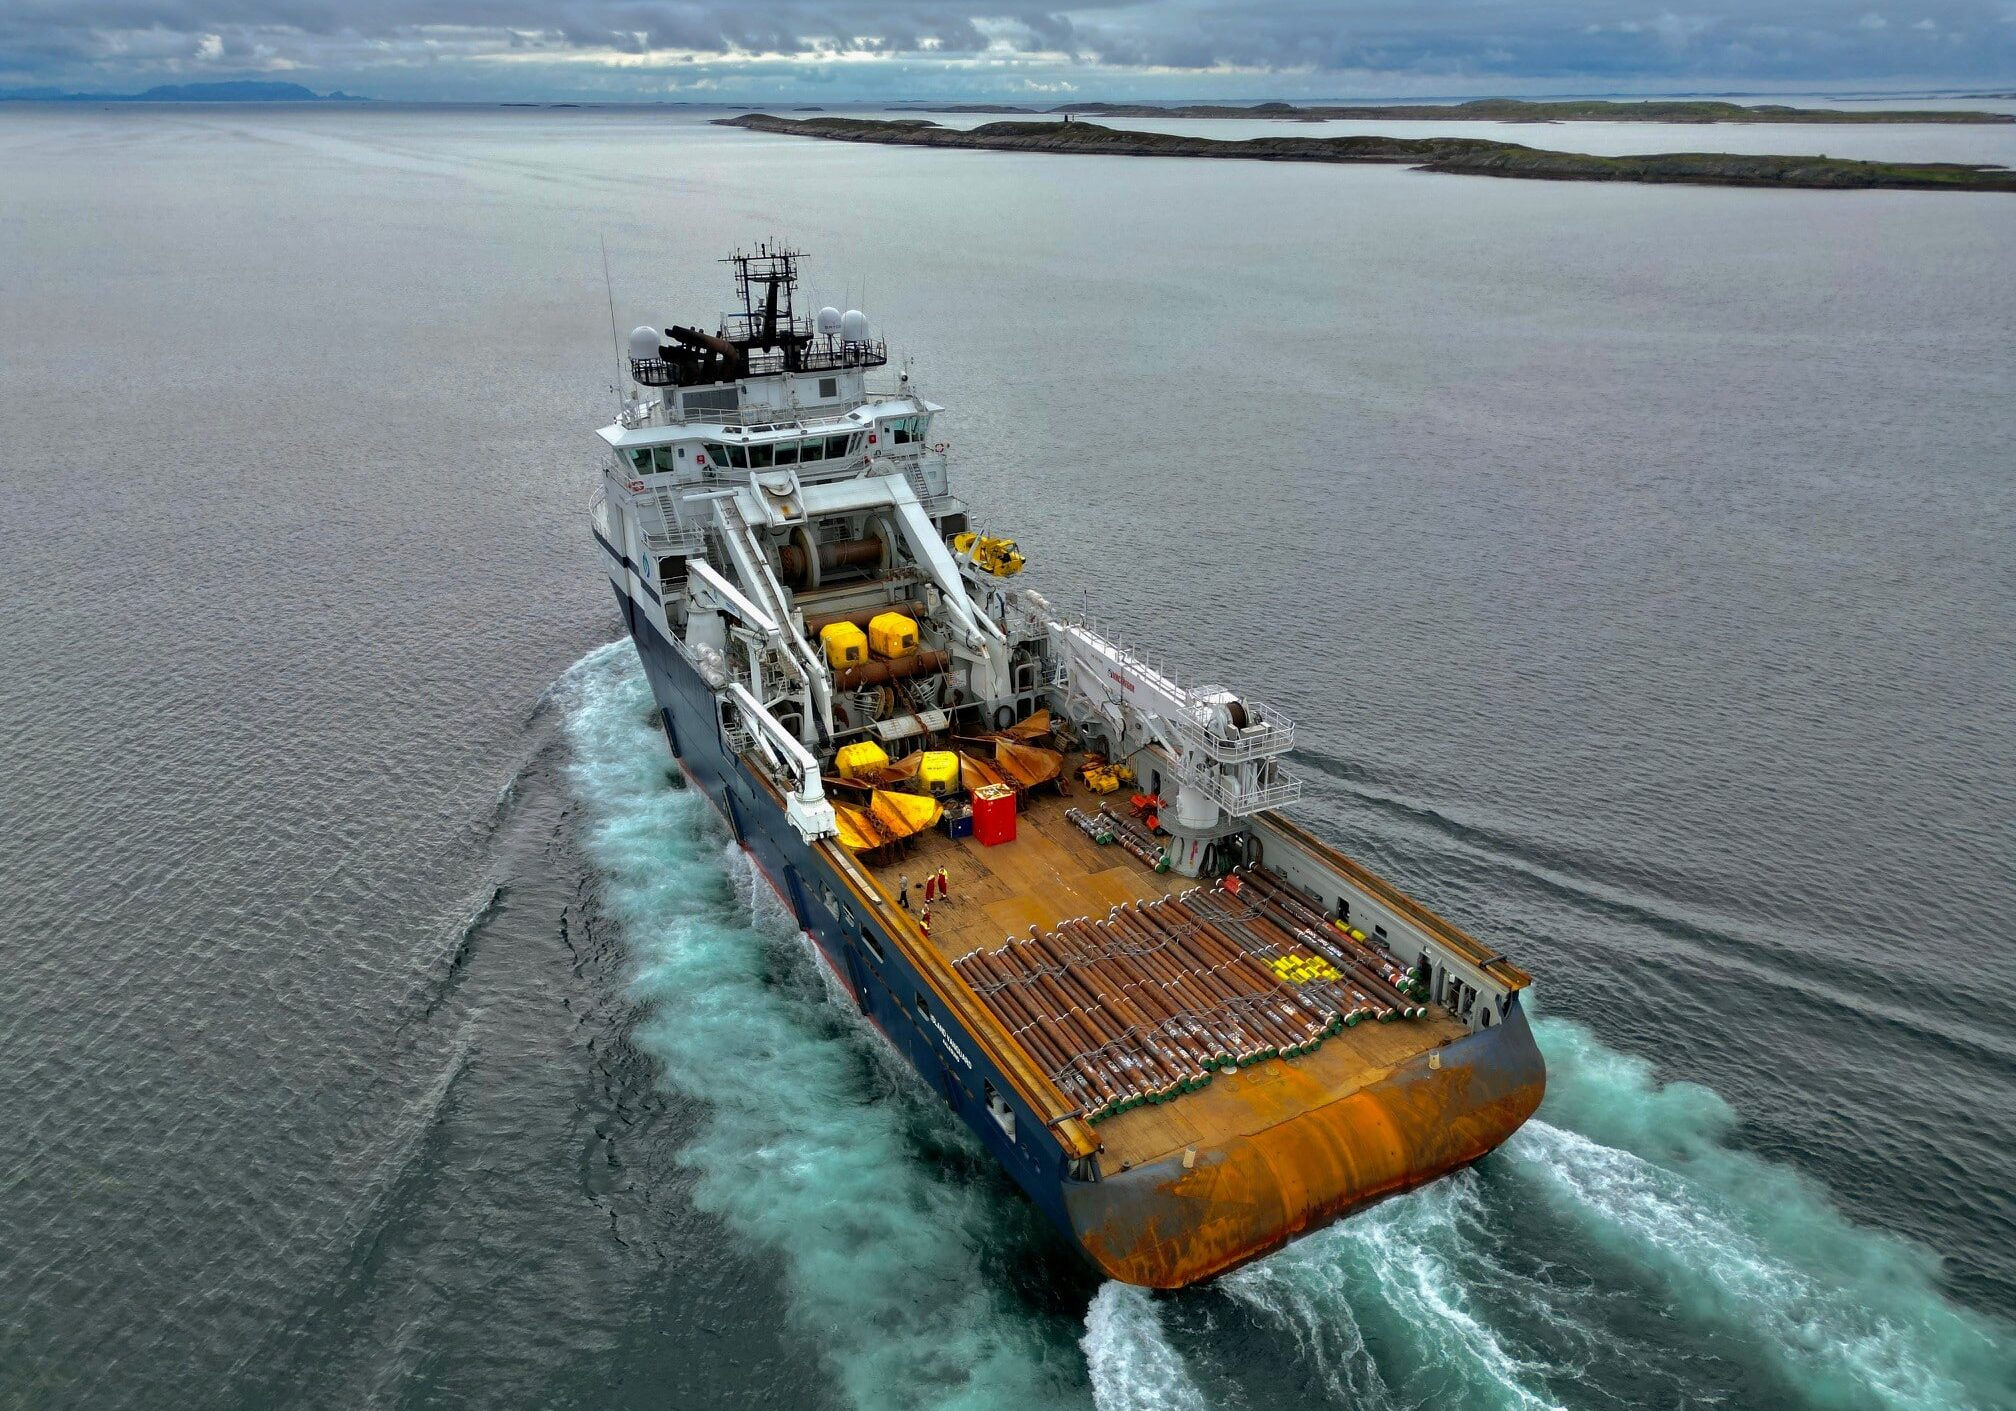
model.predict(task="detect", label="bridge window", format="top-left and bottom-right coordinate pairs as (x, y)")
top-left (825, 433), bottom-right (852, 459)
top-left (774, 440), bottom-right (799, 465)
top-left (798, 437), bottom-right (825, 463)
top-left (884, 414), bottom-right (932, 446)
top-left (819, 377), bottom-right (838, 399)
top-left (748, 442), bottom-right (773, 469)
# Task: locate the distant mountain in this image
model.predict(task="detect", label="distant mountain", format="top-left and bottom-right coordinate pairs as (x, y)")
top-left (0, 80), bottom-right (369, 102)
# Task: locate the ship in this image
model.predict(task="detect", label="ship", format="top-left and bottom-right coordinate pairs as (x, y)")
top-left (591, 246), bottom-right (1545, 1288)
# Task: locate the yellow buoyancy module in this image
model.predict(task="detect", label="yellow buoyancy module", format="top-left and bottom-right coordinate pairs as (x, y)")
top-left (952, 532), bottom-right (1025, 577)
top-left (868, 611), bottom-right (919, 659)
top-left (833, 789), bottom-right (943, 851)
top-left (820, 621), bottom-right (869, 670)
top-left (835, 740), bottom-right (889, 778)
top-left (917, 750), bottom-right (960, 797)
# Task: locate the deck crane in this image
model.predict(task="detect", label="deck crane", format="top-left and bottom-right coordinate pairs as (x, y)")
top-left (1039, 609), bottom-right (1301, 876)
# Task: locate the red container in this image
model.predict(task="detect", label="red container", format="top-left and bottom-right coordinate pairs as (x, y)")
top-left (971, 784), bottom-right (1017, 846)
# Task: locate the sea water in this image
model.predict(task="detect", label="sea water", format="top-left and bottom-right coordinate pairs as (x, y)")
top-left (1, 103), bottom-right (2011, 1410)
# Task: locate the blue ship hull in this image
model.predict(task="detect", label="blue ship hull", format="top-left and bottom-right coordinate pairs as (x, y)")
top-left (611, 588), bottom-right (1086, 1240)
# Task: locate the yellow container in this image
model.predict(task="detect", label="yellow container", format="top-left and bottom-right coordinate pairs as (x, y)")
top-left (917, 750), bottom-right (960, 796)
top-left (868, 611), bottom-right (919, 659)
top-left (835, 740), bottom-right (889, 778)
top-left (820, 621), bottom-right (869, 670)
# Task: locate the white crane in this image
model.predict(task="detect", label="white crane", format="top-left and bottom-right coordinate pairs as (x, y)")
top-left (1042, 614), bottom-right (1300, 875)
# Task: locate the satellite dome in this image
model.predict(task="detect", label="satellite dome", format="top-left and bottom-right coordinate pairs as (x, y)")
top-left (627, 326), bottom-right (662, 360)
top-left (841, 309), bottom-right (870, 343)
top-left (816, 306), bottom-right (843, 336)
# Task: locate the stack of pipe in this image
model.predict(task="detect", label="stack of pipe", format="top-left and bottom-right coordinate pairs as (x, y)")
top-left (1064, 806), bottom-right (1115, 845)
top-left (1068, 805), bottom-right (1168, 873)
top-left (952, 870), bottom-right (1438, 1123)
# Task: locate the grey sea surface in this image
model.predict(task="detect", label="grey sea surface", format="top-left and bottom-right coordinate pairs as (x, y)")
top-left (1, 104), bottom-right (2012, 1411)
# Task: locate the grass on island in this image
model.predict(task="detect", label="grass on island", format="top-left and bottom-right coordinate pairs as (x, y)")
top-left (913, 97), bottom-right (2015, 125)
top-left (718, 114), bottom-right (2016, 194)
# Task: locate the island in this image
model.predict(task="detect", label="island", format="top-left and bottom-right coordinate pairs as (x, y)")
top-left (901, 98), bottom-right (2014, 124)
top-left (0, 80), bottom-right (369, 102)
top-left (716, 114), bottom-right (2016, 193)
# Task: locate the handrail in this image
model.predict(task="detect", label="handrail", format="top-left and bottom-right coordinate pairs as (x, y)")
top-left (1177, 764), bottom-right (1303, 815)
top-left (743, 342), bottom-right (888, 375)
top-left (1159, 697), bottom-right (1296, 761)
top-left (673, 406), bottom-right (866, 429)
top-left (638, 386), bottom-right (920, 430)
top-left (642, 521), bottom-right (707, 554)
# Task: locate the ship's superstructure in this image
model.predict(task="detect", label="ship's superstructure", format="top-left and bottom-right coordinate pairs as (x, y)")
top-left (592, 247), bottom-right (1544, 1286)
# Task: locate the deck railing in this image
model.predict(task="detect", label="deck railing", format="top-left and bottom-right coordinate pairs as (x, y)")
top-left (1159, 697), bottom-right (1296, 763)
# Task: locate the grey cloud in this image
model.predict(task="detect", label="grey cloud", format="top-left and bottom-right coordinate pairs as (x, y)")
top-left (2, 0), bottom-right (2011, 92)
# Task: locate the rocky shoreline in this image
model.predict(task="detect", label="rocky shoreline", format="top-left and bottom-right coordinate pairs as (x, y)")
top-left (718, 114), bottom-right (2016, 193)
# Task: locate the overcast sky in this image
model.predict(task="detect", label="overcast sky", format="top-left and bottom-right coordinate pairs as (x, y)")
top-left (4, 1), bottom-right (2014, 100)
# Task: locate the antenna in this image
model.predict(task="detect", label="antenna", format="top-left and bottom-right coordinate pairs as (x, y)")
top-left (600, 234), bottom-right (623, 414)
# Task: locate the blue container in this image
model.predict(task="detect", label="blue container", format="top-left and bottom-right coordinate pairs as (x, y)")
top-left (948, 810), bottom-right (975, 840)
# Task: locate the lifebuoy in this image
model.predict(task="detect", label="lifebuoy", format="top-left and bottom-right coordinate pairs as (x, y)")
top-left (930, 442), bottom-right (950, 454)
top-left (626, 479), bottom-right (646, 493)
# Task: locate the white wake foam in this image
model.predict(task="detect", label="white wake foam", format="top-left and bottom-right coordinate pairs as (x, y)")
top-left (1223, 1174), bottom-right (1567, 1411)
top-left (1082, 1283), bottom-right (1212, 1411)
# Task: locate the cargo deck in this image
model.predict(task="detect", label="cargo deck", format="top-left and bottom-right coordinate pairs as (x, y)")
top-left (860, 780), bottom-right (1473, 1174)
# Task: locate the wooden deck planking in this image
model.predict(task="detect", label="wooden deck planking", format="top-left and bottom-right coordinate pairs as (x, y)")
top-left (867, 792), bottom-right (1180, 960)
